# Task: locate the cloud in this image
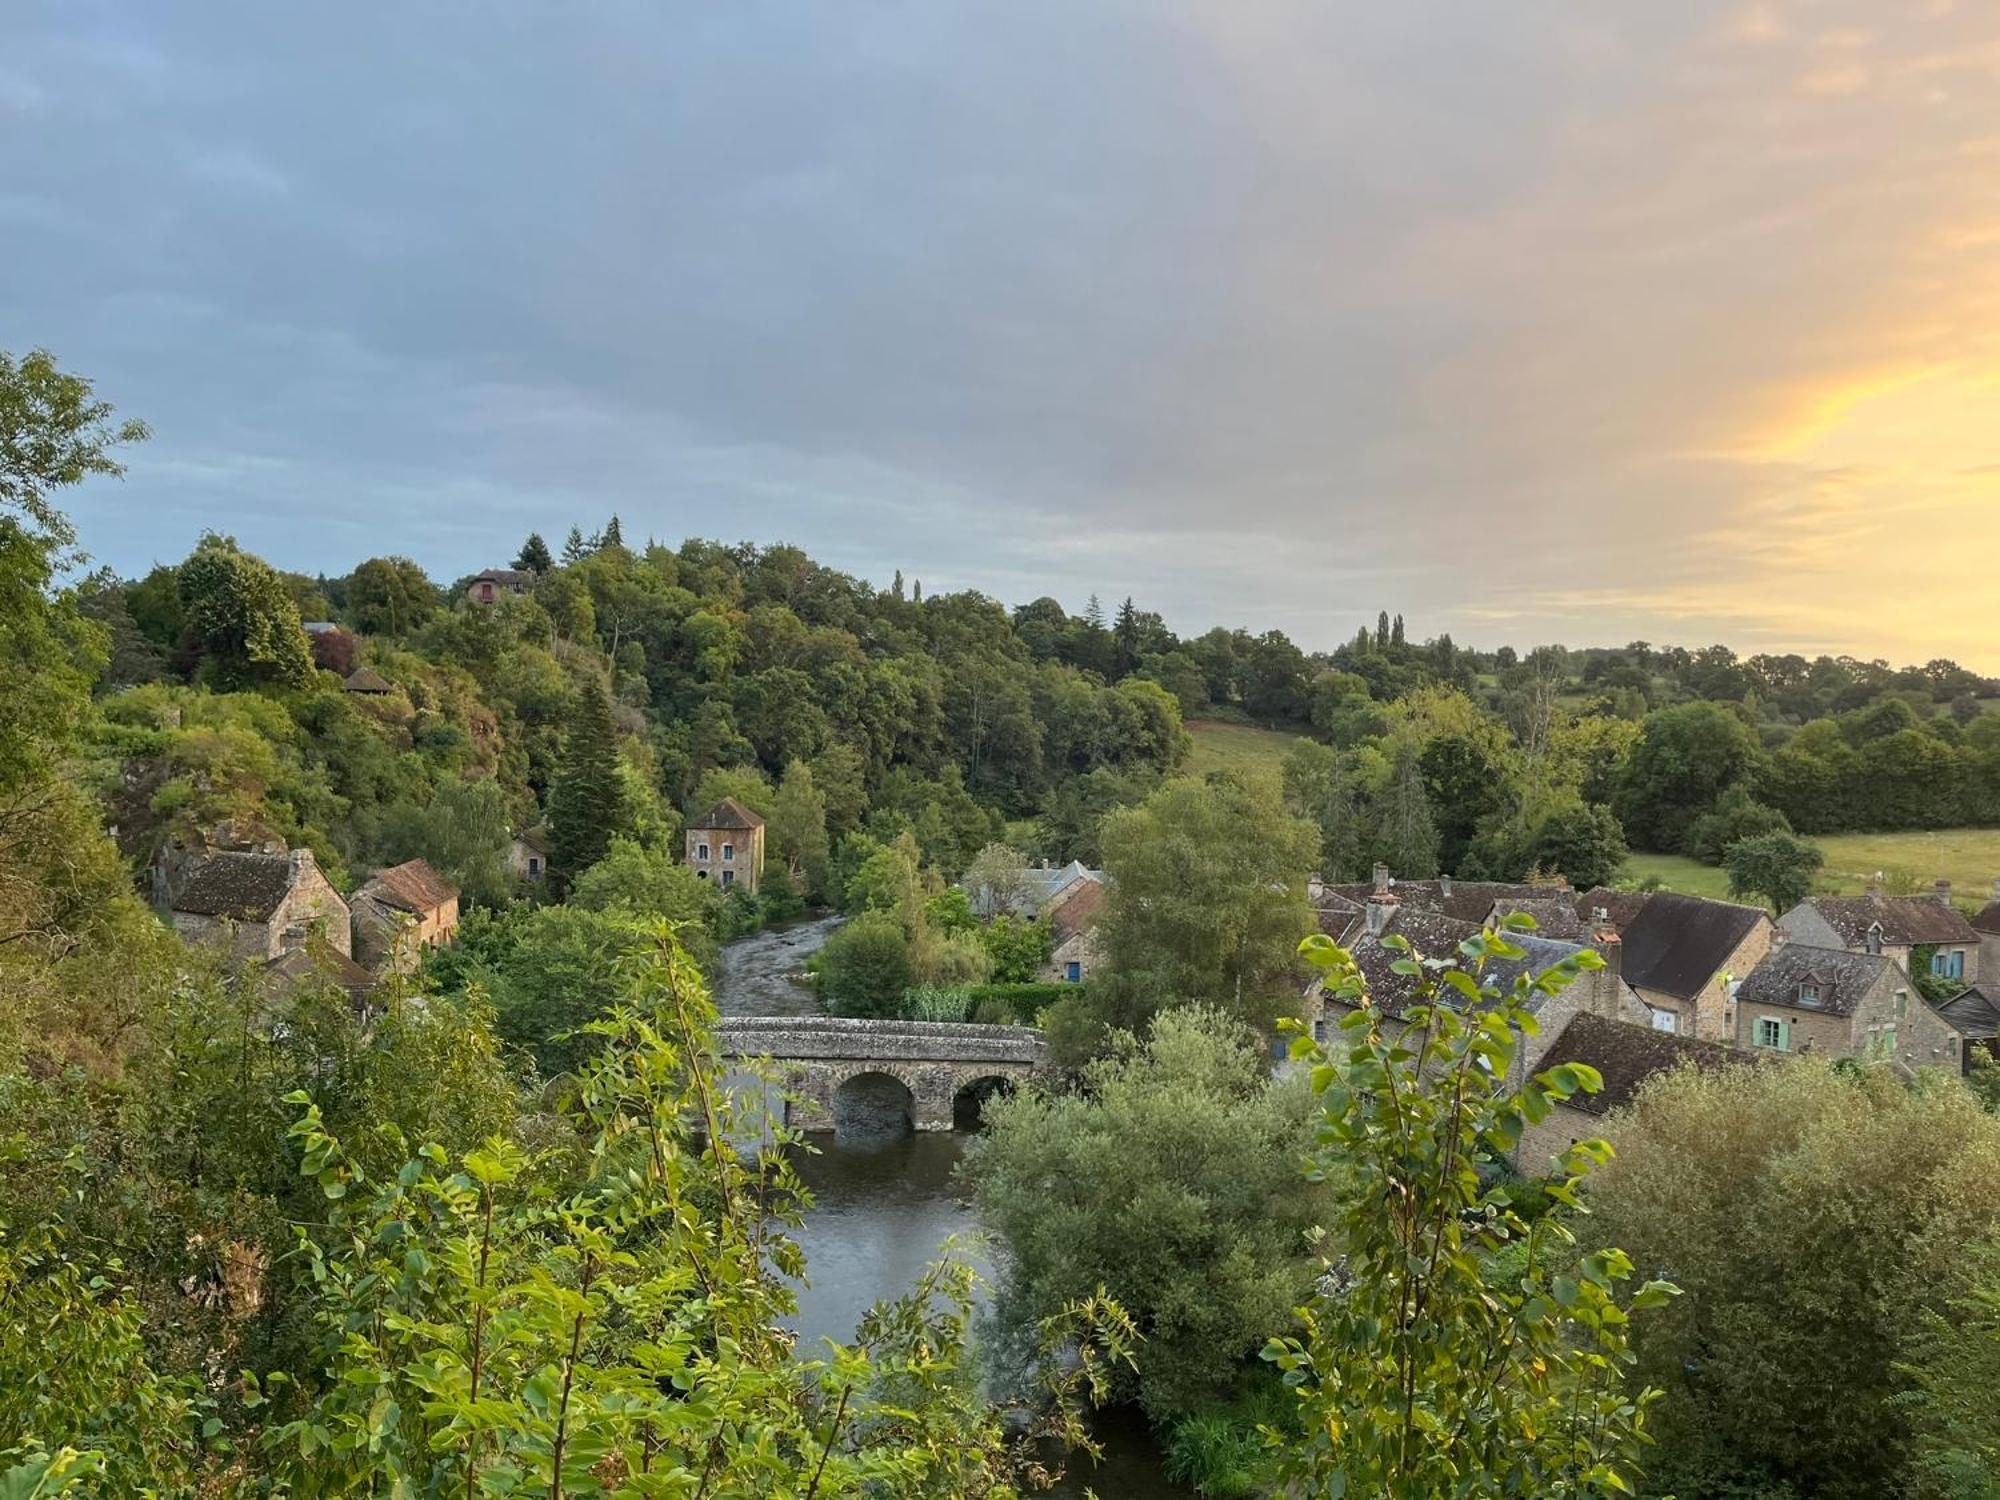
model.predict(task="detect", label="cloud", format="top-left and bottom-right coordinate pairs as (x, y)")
top-left (3, 1), bottom-right (1998, 666)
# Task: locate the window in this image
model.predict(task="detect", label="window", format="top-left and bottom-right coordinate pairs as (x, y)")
top-left (1650, 1008), bottom-right (1678, 1034)
top-left (697, 842), bottom-right (710, 861)
top-left (1879, 1022), bottom-right (1897, 1058)
top-left (722, 842), bottom-right (734, 862)
top-left (1799, 984), bottom-right (1821, 1006)
top-left (721, 869), bottom-right (735, 887)
top-left (1754, 1017), bottom-right (1790, 1051)
top-left (1896, 989), bottom-right (1909, 1017)
top-left (1934, 950), bottom-right (1965, 980)
top-left (1064, 960), bottom-right (1082, 982)
top-left (527, 856), bottom-right (542, 880)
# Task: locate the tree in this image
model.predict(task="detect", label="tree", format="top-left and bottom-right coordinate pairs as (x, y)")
top-left (690, 764), bottom-right (775, 820)
top-left (1591, 1060), bottom-right (2000, 1499)
top-left (174, 533), bottom-right (316, 690)
top-left (1095, 773), bottom-right (1318, 1030)
top-left (981, 914), bottom-right (1052, 983)
top-left (1113, 595), bottom-right (1141, 676)
top-left (767, 759), bottom-right (832, 901)
top-left (568, 836), bottom-right (724, 968)
top-left (1724, 830), bottom-right (1823, 912)
top-left (1375, 745), bottom-right (1441, 878)
top-left (600, 513), bottom-right (624, 549)
top-left (548, 675), bottom-right (626, 885)
top-left (817, 909), bottom-right (913, 1017)
top-left (1614, 702), bottom-right (1764, 853)
top-left (345, 555), bottom-right (439, 636)
top-left (1265, 926), bottom-right (1673, 1497)
top-left (512, 531), bottom-right (553, 574)
top-left (560, 524), bottom-right (590, 565)
top-left (1686, 784), bottom-right (1793, 865)
top-left (965, 1006), bottom-right (1330, 1417)
top-left (387, 772), bottom-right (516, 909)
top-left (963, 840), bottom-right (1033, 917)
top-left (0, 347), bottom-right (149, 548)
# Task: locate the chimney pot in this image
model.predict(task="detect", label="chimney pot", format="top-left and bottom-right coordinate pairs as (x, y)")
top-left (1439, 874), bottom-right (1453, 899)
top-left (1372, 862), bottom-right (1391, 895)
top-left (1936, 878), bottom-right (1953, 905)
top-left (1365, 890), bottom-right (1400, 938)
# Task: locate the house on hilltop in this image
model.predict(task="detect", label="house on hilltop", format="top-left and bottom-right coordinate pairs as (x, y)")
top-left (1574, 888), bottom-right (1773, 1041)
top-left (466, 568), bottom-right (534, 605)
top-left (351, 858), bottom-right (460, 976)
top-left (1733, 937), bottom-right (1960, 1072)
top-left (686, 798), bottom-right (765, 893)
top-left (166, 848), bottom-right (352, 963)
top-left (1779, 883), bottom-right (1980, 987)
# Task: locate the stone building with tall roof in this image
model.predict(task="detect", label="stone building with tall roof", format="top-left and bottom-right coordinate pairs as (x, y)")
top-left (351, 857), bottom-right (460, 976)
top-left (164, 848), bottom-right (352, 963)
top-left (686, 797), bottom-right (766, 893)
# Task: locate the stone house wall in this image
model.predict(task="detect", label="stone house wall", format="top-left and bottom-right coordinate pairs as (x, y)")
top-left (1630, 918), bottom-right (1777, 1042)
top-left (1736, 965), bottom-right (1960, 1071)
top-left (687, 823), bottom-right (764, 894)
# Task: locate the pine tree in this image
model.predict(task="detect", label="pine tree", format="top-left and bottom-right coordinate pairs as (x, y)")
top-left (1391, 613), bottom-right (1406, 648)
top-left (549, 675), bottom-right (624, 885)
top-left (514, 532), bottom-right (553, 574)
top-left (561, 525), bottom-right (590, 566)
top-left (601, 515), bottom-right (624, 549)
top-left (1114, 596), bottom-right (1141, 676)
top-left (1376, 746), bottom-right (1440, 879)
top-left (1085, 594), bottom-right (1106, 630)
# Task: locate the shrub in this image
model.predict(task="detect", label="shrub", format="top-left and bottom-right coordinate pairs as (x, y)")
top-left (818, 910), bottom-right (912, 1018)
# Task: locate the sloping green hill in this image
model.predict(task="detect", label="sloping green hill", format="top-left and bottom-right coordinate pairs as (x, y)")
top-left (1184, 719), bottom-right (1311, 781)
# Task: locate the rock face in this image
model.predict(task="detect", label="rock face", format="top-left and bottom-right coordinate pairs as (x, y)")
top-left (716, 1017), bottom-right (1045, 1132)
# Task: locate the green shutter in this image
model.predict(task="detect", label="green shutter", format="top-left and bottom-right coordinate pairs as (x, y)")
top-left (1776, 1020), bottom-right (1791, 1053)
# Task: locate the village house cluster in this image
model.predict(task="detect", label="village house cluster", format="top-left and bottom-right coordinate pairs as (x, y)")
top-left (1305, 865), bottom-right (2000, 1168)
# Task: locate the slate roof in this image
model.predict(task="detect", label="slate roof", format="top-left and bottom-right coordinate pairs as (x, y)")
top-left (1800, 893), bottom-right (1978, 947)
top-left (343, 668), bottom-right (393, 694)
top-left (1574, 886), bottom-right (1652, 930)
top-left (1935, 985), bottom-right (2000, 1040)
top-left (1047, 878), bottom-right (1106, 944)
top-left (171, 851), bottom-right (300, 921)
top-left (356, 858), bottom-right (457, 914)
top-left (1612, 892), bottom-right (1767, 1000)
top-left (513, 825), bottom-right (552, 855)
top-left (691, 796), bottom-right (765, 831)
top-left (1736, 944), bottom-right (1900, 1018)
top-left (1973, 900), bottom-right (2000, 937)
top-left (1533, 1012), bottom-right (1743, 1117)
top-left (1318, 878), bottom-right (1564, 926)
top-left (1327, 908), bottom-right (1600, 1021)
top-left (1489, 897), bottom-right (1587, 941)
top-left (474, 568), bottom-right (534, 586)
top-left (261, 945), bottom-right (376, 999)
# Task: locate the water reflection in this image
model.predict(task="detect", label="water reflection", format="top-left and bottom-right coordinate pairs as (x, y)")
top-left (780, 1128), bottom-right (1190, 1500)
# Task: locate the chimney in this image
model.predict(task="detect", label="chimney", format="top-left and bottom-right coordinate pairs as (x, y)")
top-left (1770, 923), bottom-right (1789, 952)
top-left (1439, 874), bottom-right (1454, 900)
top-left (1372, 862), bottom-right (1392, 896)
top-left (1869, 870), bottom-right (1884, 897)
top-left (1866, 924), bottom-right (1883, 957)
top-left (288, 848), bottom-right (316, 882)
top-left (1588, 930), bottom-right (1623, 1017)
top-left (1365, 888), bottom-right (1400, 939)
top-left (1935, 879), bottom-right (1953, 906)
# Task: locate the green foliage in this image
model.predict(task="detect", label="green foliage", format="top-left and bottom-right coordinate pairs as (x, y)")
top-left (1615, 701), bottom-right (1765, 853)
top-left (1724, 829), bottom-right (1824, 911)
top-left (547, 673), bottom-right (626, 885)
top-left (343, 555), bottom-right (438, 636)
top-left (980, 914), bottom-right (1052, 983)
top-left (768, 758), bottom-right (832, 900)
top-left (176, 533), bottom-right (316, 690)
top-left (965, 1005), bottom-right (1331, 1418)
top-left (1375, 744), bottom-right (1441, 878)
top-left (1517, 797), bottom-right (1629, 890)
top-left (1901, 1250), bottom-right (2000, 1500)
top-left (0, 347), bottom-right (148, 550)
top-left (818, 910), bottom-right (915, 1018)
top-left (1264, 926), bottom-right (1673, 1497)
top-left (1591, 1059), bottom-right (2000, 1499)
top-left (384, 771), bottom-right (517, 908)
top-left (1686, 783), bottom-right (1793, 865)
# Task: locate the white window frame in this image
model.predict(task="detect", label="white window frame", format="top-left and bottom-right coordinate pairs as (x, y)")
top-left (1649, 1008), bottom-right (1678, 1034)
top-left (1754, 1016), bottom-right (1786, 1050)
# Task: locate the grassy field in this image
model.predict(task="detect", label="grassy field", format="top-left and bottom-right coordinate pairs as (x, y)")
top-left (1625, 830), bottom-right (2000, 905)
top-left (1184, 718), bottom-right (1312, 781)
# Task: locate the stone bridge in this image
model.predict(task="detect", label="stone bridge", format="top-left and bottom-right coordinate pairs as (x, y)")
top-left (716, 1016), bottom-right (1046, 1133)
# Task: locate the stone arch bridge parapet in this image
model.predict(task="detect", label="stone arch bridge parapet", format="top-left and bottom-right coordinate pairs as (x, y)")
top-left (717, 1016), bottom-right (1046, 1132)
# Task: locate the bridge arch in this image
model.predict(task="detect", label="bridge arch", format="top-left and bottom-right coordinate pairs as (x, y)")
top-left (951, 1074), bottom-right (1014, 1131)
top-left (834, 1070), bottom-right (917, 1137)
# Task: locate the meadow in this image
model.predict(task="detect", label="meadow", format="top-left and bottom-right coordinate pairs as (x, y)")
top-left (1626, 830), bottom-right (2000, 906)
top-left (1184, 718), bottom-right (1311, 780)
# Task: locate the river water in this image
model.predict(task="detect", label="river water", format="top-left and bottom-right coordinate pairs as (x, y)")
top-left (716, 918), bottom-right (1190, 1499)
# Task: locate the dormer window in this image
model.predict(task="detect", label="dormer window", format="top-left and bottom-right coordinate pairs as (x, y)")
top-left (1799, 983), bottom-right (1821, 1005)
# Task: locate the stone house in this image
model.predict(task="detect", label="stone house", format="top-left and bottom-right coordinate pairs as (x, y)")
top-left (1933, 985), bottom-right (2000, 1074)
top-left (1041, 877), bottom-right (1106, 984)
top-left (1312, 870), bottom-right (1573, 937)
top-left (1733, 938), bottom-right (1962, 1072)
top-left (466, 568), bottom-right (534, 604)
top-left (351, 858), bottom-right (460, 976)
top-left (1574, 888), bottom-right (1773, 1042)
top-left (1311, 880), bottom-right (1652, 1093)
top-left (1778, 885), bottom-right (1980, 988)
top-left (508, 825), bottom-right (552, 883)
top-left (1973, 881), bottom-right (2000, 989)
top-left (1515, 1011), bottom-right (1745, 1172)
top-left (258, 944), bottom-right (377, 1007)
top-left (167, 849), bottom-right (352, 963)
top-left (687, 797), bottom-right (765, 893)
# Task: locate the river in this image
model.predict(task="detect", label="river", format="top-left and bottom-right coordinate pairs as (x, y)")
top-left (715, 918), bottom-right (1191, 1499)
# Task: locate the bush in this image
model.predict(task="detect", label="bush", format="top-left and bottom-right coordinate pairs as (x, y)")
top-left (818, 910), bottom-right (912, 1018)
top-left (902, 985), bottom-right (973, 1023)
top-left (1162, 1411), bottom-right (1264, 1498)
top-left (1687, 785), bottom-right (1793, 865)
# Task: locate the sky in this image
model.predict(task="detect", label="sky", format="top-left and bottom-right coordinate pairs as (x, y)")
top-left (4, 2), bottom-right (1999, 668)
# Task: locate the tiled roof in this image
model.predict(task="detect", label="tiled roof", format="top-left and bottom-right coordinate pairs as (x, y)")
top-left (1533, 1012), bottom-right (1743, 1117)
top-left (1488, 897), bottom-right (1587, 941)
top-left (356, 858), bottom-right (457, 914)
top-left (1612, 892), bottom-right (1767, 1000)
top-left (1736, 944), bottom-right (1899, 1018)
top-left (343, 668), bottom-right (393, 694)
top-left (1935, 985), bottom-right (2000, 1040)
top-left (1329, 908), bottom-right (1600, 1020)
top-left (475, 568), bottom-right (534, 585)
top-left (1047, 878), bottom-right (1106, 944)
top-left (514, 825), bottom-right (552, 855)
top-left (1973, 900), bottom-right (2000, 937)
top-left (1574, 887), bottom-right (1652, 930)
top-left (261, 945), bottom-right (375, 998)
top-left (1319, 878), bottom-right (1567, 926)
top-left (172, 851), bottom-right (300, 921)
top-left (1800, 894), bottom-right (1978, 947)
top-left (691, 796), bottom-right (765, 831)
